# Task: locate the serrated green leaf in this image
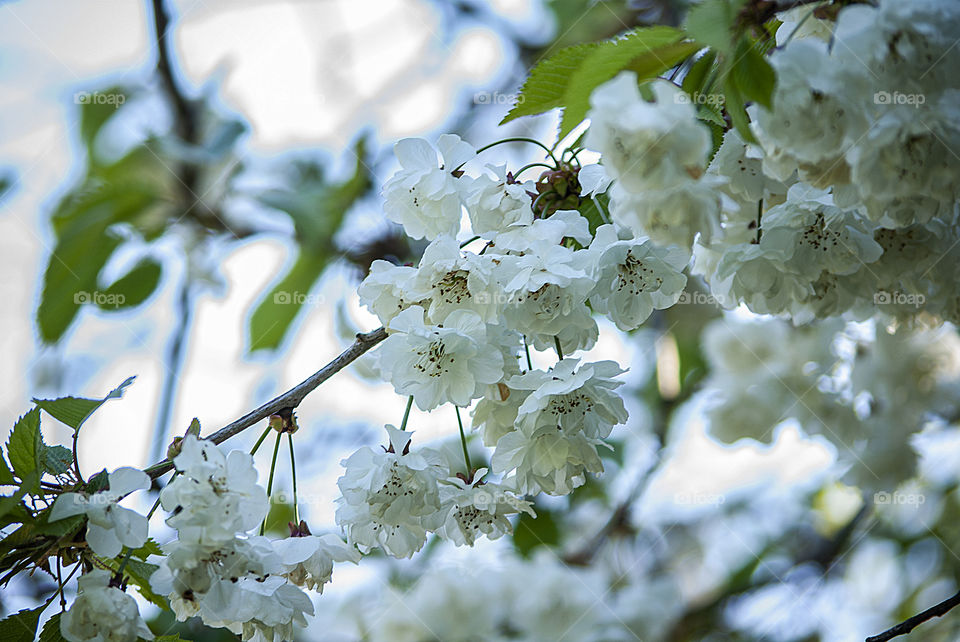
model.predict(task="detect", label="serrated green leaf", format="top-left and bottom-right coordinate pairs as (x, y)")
top-left (85, 469), bottom-right (109, 493)
top-left (131, 538), bottom-right (163, 560)
top-left (731, 37), bottom-right (776, 109)
top-left (38, 612), bottom-right (65, 642)
top-left (42, 445), bottom-right (73, 476)
top-left (35, 510), bottom-right (85, 538)
top-left (500, 42), bottom-right (599, 124)
top-left (33, 375), bottom-right (136, 433)
top-left (0, 604), bottom-right (45, 642)
top-left (7, 409), bottom-right (41, 482)
top-left (98, 257), bottom-right (162, 310)
top-left (558, 27), bottom-right (699, 140)
top-left (0, 451), bottom-right (13, 485)
top-left (0, 471), bottom-right (36, 522)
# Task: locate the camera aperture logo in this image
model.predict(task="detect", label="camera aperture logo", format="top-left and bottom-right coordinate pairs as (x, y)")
top-left (474, 91), bottom-right (522, 106)
top-left (873, 90), bottom-right (925, 108)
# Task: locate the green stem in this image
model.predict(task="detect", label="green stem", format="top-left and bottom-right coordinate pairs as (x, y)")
top-left (523, 336), bottom-right (534, 371)
top-left (454, 406), bottom-right (472, 473)
top-left (459, 235), bottom-right (480, 248)
top-left (554, 336), bottom-right (564, 361)
top-left (531, 191), bottom-right (552, 217)
top-left (287, 433), bottom-right (299, 525)
top-left (475, 137), bottom-right (558, 164)
top-left (250, 424), bottom-right (272, 455)
top-left (260, 431), bottom-right (283, 536)
top-left (756, 199), bottom-right (764, 243)
top-left (400, 395), bottom-right (414, 431)
top-left (514, 162), bottom-right (555, 177)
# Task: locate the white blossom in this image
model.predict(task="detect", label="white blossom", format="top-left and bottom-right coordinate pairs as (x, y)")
top-left (357, 260), bottom-right (421, 326)
top-left (273, 533), bottom-right (360, 592)
top-left (464, 164), bottom-right (534, 236)
top-left (434, 469), bottom-right (534, 546)
top-left (61, 570), bottom-right (154, 642)
top-left (50, 467), bottom-right (150, 558)
top-left (382, 135), bottom-right (474, 240)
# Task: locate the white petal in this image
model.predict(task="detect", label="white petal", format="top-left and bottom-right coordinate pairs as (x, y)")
top-left (49, 493), bottom-right (87, 521)
top-left (394, 137), bottom-right (438, 170)
top-left (86, 522), bottom-right (123, 558)
top-left (108, 467), bottom-right (151, 496)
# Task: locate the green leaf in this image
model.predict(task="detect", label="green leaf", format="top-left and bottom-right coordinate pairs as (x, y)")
top-left (155, 637), bottom-right (190, 642)
top-left (559, 28), bottom-right (700, 139)
top-left (0, 471), bottom-right (36, 522)
top-left (512, 505), bottom-right (559, 557)
top-left (578, 193), bottom-right (611, 236)
top-left (0, 451), bottom-right (14, 485)
top-left (85, 468), bottom-right (109, 493)
top-left (7, 409), bottom-right (41, 481)
top-left (35, 509), bottom-right (85, 538)
top-left (77, 86), bottom-right (130, 161)
top-left (731, 37), bottom-right (776, 109)
top-left (248, 138), bottom-right (372, 353)
top-left (38, 612), bottom-right (65, 642)
top-left (42, 445), bottom-right (73, 476)
top-left (33, 375), bottom-right (136, 432)
top-left (682, 50), bottom-right (718, 96)
top-left (98, 257), bottom-right (162, 310)
top-left (101, 556), bottom-right (166, 609)
top-left (131, 538), bottom-right (163, 560)
top-left (722, 75), bottom-right (757, 143)
top-left (0, 605), bottom-right (45, 642)
top-left (248, 252), bottom-right (328, 353)
top-left (684, 0), bottom-right (746, 54)
top-left (500, 42), bottom-right (599, 124)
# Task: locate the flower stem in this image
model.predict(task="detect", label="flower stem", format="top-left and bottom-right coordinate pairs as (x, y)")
top-left (554, 336), bottom-right (564, 360)
top-left (400, 395), bottom-right (414, 431)
top-left (250, 424), bottom-right (272, 455)
top-left (459, 235), bottom-right (481, 248)
top-left (514, 162), bottom-right (555, 177)
top-left (287, 433), bottom-right (299, 525)
top-left (523, 336), bottom-right (534, 371)
top-left (260, 431), bottom-right (283, 535)
top-left (475, 137), bottom-right (558, 164)
top-left (455, 406), bottom-right (472, 473)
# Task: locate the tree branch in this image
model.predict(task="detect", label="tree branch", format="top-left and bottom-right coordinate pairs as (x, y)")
top-left (866, 590), bottom-right (960, 642)
top-left (143, 327), bottom-right (387, 479)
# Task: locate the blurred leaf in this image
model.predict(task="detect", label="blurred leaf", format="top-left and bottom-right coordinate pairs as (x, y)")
top-left (682, 50), bottom-right (717, 96)
top-left (100, 555), bottom-right (166, 609)
top-left (6, 408), bottom-right (41, 482)
top-left (722, 74), bottom-right (756, 143)
top-left (684, 0), bottom-right (746, 54)
top-left (501, 43), bottom-right (598, 124)
top-left (248, 252), bottom-right (328, 353)
top-left (731, 37), bottom-right (776, 109)
top-left (513, 505), bottom-right (560, 557)
top-left (99, 257), bottom-right (162, 310)
top-left (263, 500), bottom-right (296, 536)
top-left (33, 375), bottom-right (135, 432)
top-left (248, 138), bottom-right (372, 353)
top-left (77, 86), bottom-right (130, 162)
top-left (578, 193), bottom-right (611, 236)
top-left (38, 613), bottom-right (66, 642)
top-left (0, 605), bottom-right (45, 642)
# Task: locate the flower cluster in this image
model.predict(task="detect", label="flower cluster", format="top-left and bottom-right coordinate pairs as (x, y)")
top-left (150, 435), bottom-right (357, 641)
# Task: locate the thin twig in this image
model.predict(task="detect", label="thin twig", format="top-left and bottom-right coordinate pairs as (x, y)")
top-left (143, 327), bottom-right (387, 478)
top-left (866, 590), bottom-right (960, 642)
top-left (148, 276), bottom-right (192, 464)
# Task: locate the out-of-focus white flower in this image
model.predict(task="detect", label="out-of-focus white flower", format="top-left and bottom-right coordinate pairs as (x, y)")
top-left (434, 469), bottom-right (534, 546)
top-left (335, 426), bottom-right (444, 558)
top-left (378, 306), bottom-right (505, 410)
top-left (382, 135), bottom-right (474, 240)
top-left (50, 467), bottom-right (150, 558)
top-left (586, 73), bottom-right (711, 193)
top-left (273, 532), bottom-right (360, 592)
top-left (588, 224), bottom-right (687, 330)
top-left (609, 179), bottom-right (722, 249)
top-left (61, 569), bottom-right (154, 642)
top-left (491, 426), bottom-right (604, 496)
top-left (160, 435), bottom-right (268, 542)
